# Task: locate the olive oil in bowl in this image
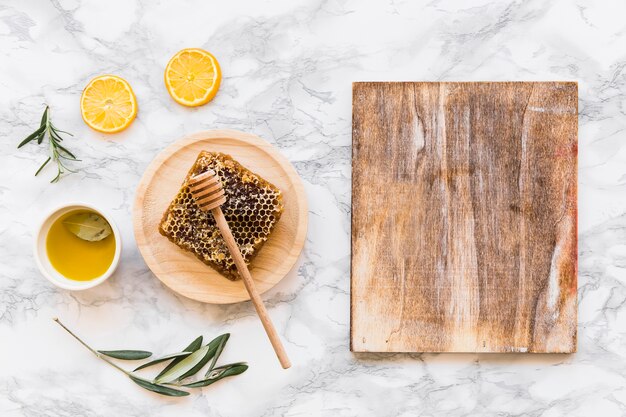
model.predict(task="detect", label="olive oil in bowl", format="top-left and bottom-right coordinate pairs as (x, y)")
top-left (46, 209), bottom-right (116, 281)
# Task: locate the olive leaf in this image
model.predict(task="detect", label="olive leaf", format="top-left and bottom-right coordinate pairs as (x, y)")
top-left (155, 345), bottom-right (212, 384)
top-left (184, 363), bottom-right (248, 388)
top-left (155, 336), bottom-right (203, 379)
top-left (178, 333), bottom-right (229, 380)
top-left (98, 350), bottom-right (152, 360)
top-left (63, 212), bottom-right (112, 242)
top-left (53, 319), bottom-right (246, 398)
top-left (129, 375), bottom-right (189, 397)
top-left (205, 333), bottom-right (230, 375)
top-left (133, 352), bottom-right (192, 372)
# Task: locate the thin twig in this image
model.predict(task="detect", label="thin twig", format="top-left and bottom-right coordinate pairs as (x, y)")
top-left (53, 318), bottom-right (129, 375)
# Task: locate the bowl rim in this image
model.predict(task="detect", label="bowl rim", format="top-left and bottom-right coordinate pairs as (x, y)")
top-left (33, 202), bottom-right (122, 290)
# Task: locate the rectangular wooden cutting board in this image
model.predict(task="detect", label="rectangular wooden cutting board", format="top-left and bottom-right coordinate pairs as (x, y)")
top-left (351, 82), bottom-right (577, 353)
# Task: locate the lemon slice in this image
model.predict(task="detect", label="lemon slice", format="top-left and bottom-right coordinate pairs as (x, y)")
top-left (164, 48), bottom-right (221, 107)
top-left (81, 75), bottom-right (137, 133)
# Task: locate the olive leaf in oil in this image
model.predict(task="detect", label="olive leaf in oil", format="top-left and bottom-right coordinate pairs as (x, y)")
top-left (63, 212), bottom-right (112, 242)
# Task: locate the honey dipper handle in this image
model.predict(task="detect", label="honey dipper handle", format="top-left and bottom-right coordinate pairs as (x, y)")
top-left (211, 206), bottom-right (292, 369)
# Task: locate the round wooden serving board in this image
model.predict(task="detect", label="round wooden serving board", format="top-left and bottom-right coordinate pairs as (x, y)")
top-left (133, 130), bottom-right (308, 304)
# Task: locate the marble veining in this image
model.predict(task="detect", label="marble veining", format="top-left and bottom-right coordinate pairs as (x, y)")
top-left (1, 0), bottom-right (625, 416)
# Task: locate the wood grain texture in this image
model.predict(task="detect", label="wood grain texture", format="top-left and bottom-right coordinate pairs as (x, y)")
top-left (188, 168), bottom-right (291, 368)
top-left (211, 207), bottom-right (291, 369)
top-left (133, 129), bottom-right (308, 304)
top-left (351, 82), bottom-right (577, 353)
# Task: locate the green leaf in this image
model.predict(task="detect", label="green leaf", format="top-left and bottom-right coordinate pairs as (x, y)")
top-left (184, 363), bottom-right (248, 388)
top-left (205, 333), bottom-right (230, 375)
top-left (184, 336), bottom-right (204, 352)
top-left (132, 352), bottom-right (192, 372)
top-left (17, 105), bottom-right (78, 183)
top-left (50, 126), bottom-right (74, 136)
top-left (207, 362), bottom-right (248, 379)
top-left (178, 334), bottom-right (229, 380)
top-left (155, 345), bottom-right (211, 384)
top-left (128, 375), bottom-right (189, 397)
top-left (155, 336), bottom-right (203, 380)
top-left (50, 169), bottom-right (62, 183)
top-left (63, 212), bottom-right (113, 242)
top-left (40, 106), bottom-right (49, 128)
top-left (98, 350), bottom-right (152, 360)
top-left (49, 128), bottom-right (66, 143)
top-left (17, 124), bottom-right (45, 148)
top-left (35, 157), bottom-right (51, 176)
top-left (53, 141), bottom-right (77, 159)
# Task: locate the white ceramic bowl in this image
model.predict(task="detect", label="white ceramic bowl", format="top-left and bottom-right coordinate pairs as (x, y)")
top-left (34, 203), bottom-right (122, 290)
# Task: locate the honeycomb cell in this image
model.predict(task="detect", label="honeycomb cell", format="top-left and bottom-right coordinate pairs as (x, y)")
top-left (159, 151), bottom-right (284, 280)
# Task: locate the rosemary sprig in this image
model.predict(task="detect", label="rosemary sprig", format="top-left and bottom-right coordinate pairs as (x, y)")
top-left (17, 106), bottom-right (79, 183)
top-left (53, 318), bottom-right (247, 397)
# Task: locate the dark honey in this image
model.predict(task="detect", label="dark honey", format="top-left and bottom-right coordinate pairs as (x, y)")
top-left (159, 152), bottom-right (284, 280)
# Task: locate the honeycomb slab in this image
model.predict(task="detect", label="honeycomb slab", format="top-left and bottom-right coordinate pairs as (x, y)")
top-left (159, 151), bottom-right (284, 280)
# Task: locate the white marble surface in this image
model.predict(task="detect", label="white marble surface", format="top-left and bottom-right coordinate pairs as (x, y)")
top-left (1, 0), bottom-right (625, 415)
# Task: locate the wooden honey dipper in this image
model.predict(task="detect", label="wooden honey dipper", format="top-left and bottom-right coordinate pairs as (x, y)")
top-left (188, 169), bottom-right (291, 369)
